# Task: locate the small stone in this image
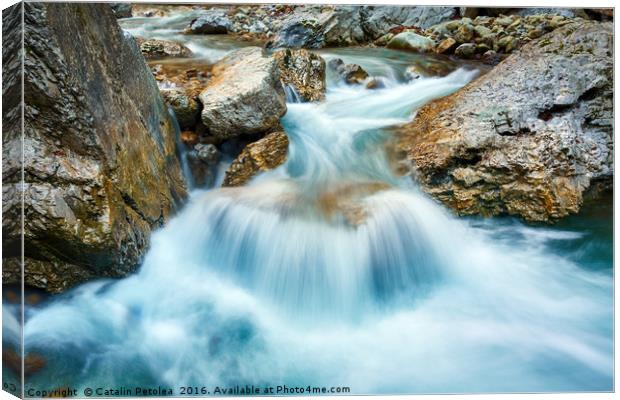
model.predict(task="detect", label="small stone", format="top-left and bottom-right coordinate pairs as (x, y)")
top-left (436, 37), bottom-right (457, 54)
top-left (366, 78), bottom-right (386, 90)
top-left (549, 15), bottom-right (565, 29)
top-left (474, 25), bottom-right (492, 37)
top-left (135, 37), bottom-right (193, 60)
top-left (528, 29), bottom-right (544, 39)
top-left (454, 24), bottom-right (474, 43)
top-left (479, 33), bottom-right (497, 48)
top-left (454, 43), bottom-right (476, 59)
top-left (495, 16), bottom-right (513, 26)
top-left (497, 35), bottom-right (515, 52)
top-left (445, 20), bottom-right (461, 31)
top-left (476, 43), bottom-right (490, 54)
top-left (328, 58), bottom-right (368, 85)
top-left (404, 65), bottom-right (424, 81)
top-left (180, 131), bottom-right (199, 147)
top-left (481, 50), bottom-right (502, 65)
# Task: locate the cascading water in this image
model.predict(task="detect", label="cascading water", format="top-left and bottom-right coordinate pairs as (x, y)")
top-left (9, 20), bottom-right (613, 394)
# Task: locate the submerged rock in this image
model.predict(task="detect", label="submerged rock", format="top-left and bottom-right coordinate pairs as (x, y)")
top-left (187, 143), bottom-right (220, 187)
top-left (397, 21), bottom-right (613, 222)
top-left (223, 131), bottom-right (289, 187)
top-left (328, 58), bottom-right (369, 85)
top-left (2, 3), bottom-right (187, 292)
top-left (386, 31), bottom-right (436, 53)
top-left (273, 48), bottom-right (326, 102)
top-left (186, 10), bottom-right (231, 34)
top-left (135, 37), bottom-right (193, 60)
top-left (198, 47), bottom-right (287, 139)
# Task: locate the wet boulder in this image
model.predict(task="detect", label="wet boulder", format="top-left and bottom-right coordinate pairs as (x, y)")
top-left (386, 31), bottom-right (436, 53)
top-left (454, 43), bottom-right (476, 59)
top-left (134, 37), bottom-right (193, 60)
top-left (435, 37), bottom-right (457, 54)
top-left (2, 3), bottom-right (187, 292)
top-left (269, 16), bottom-right (325, 48)
top-left (160, 88), bottom-right (201, 131)
top-left (186, 10), bottom-right (231, 34)
top-left (273, 48), bottom-right (326, 102)
top-left (223, 131), bottom-right (289, 187)
top-left (397, 21), bottom-right (613, 222)
top-left (198, 47), bottom-right (287, 139)
top-left (328, 58), bottom-right (369, 85)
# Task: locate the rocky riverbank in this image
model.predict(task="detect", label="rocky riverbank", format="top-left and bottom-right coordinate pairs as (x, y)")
top-left (396, 20), bottom-right (613, 222)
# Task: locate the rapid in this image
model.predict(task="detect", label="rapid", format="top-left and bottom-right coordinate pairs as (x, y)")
top-left (4, 12), bottom-right (613, 395)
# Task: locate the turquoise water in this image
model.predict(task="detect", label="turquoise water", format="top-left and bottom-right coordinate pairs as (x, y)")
top-left (2, 14), bottom-right (613, 396)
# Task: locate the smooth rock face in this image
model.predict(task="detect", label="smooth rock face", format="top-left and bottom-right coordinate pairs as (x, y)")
top-left (199, 47), bottom-right (287, 139)
top-left (273, 49), bottom-right (326, 102)
top-left (186, 10), bottom-right (231, 34)
top-left (387, 31), bottom-right (436, 53)
top-left (397, 21), bottom-right (613, 222)
top-left (223, 131), bottom-right (289, 187)
top-left (2, 3), bottom-right (187, 292)
top-left (135, 37), bottom-right (193, 60)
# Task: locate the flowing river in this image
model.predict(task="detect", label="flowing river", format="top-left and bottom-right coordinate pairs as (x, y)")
top-left (3, 12), bottom-right (613, 395)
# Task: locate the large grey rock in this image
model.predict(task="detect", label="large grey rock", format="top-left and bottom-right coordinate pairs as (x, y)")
top-left (269, 14), bottom-right (326, 48)
top-left (198, 47), bottom-right (287, 139)
top-left (360, 6), bottom-right (457, 38)
top-left (2, 3), bottom-right (187, 292)
top-left (270, 5), bottom-right (456, 48)
top-left (397, 21), bottom-right (613, 222)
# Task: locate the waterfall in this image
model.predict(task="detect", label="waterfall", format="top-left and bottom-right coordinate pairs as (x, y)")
top-left (283, 84), bottom-right (303, 103)
top-left (168, 106), bottom-right (194, 189)
top-left (15, 55), bottom-right (613, 394)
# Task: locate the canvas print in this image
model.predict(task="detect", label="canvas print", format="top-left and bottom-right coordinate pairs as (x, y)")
top-left (1, 1), bottom-right (614, 397)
